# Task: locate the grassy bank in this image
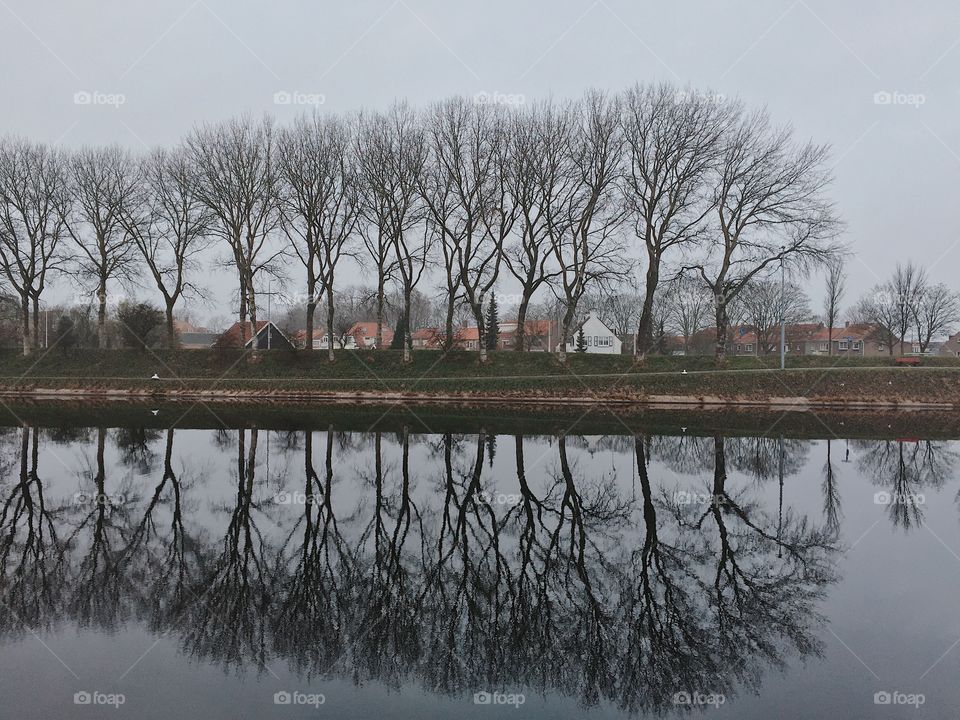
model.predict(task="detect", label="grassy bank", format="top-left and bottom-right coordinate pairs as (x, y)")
top-left (2, 398), bottom-right (960, 439)
top-left (1, 348), bottom-right (959, 406)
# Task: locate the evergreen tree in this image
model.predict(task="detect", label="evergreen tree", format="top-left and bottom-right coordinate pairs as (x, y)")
top-left (484, 294), bottom-right (500, 352)
top-left (55, 316), bottom-right (78, 356)
top-left (575, 326), bottom-right (587, 353)
top-left (390, 317), bottom-right (408, 350)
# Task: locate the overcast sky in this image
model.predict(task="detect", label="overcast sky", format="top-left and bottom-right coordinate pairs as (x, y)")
top-left (1, 0), bottom-right (957, 325)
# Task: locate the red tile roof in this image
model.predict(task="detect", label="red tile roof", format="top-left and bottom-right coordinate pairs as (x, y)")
top-left (810, 324), bottom-right (885, 342)
top-left (347, 322), bottom-right (393, 346)
top-left (215, 320), bottom-right (272, 348)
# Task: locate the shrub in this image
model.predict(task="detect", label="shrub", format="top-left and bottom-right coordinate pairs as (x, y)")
top-left (117, 302), bottom-right (163, 352)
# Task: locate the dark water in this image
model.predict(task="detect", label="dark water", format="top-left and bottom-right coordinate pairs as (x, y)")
top-left (0, 403), bottom-right (957, 718)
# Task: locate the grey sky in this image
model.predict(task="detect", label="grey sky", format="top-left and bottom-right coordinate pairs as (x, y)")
top-left (1, 0), bottom-right (957, 323)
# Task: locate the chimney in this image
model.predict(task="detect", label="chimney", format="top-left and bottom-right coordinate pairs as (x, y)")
top-left (844, 321), bottom-right (849, 328)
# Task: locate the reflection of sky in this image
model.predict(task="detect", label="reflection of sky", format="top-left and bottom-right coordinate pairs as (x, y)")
top-left (0, 427), bottom-right (959, 719)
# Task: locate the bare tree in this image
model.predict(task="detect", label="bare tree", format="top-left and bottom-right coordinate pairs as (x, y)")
top-left (596, 285), bottom-right (643, 340)
top-left (852, 289), bottom-right (900, 356)
top-left (356, 103), bottom-right (429, 362)
top-left (502, 102), bottom-right (566, 351)
top-left (913, 282), bottom-right (960, 353)
top-left (686, 109), bottom-right (843, 366)
top-left (66, 145), bottom-right (141, 349)
top-left (823, 256), bottom-right (846, 355)
top-left (420, 98), bottom-right (514, 362)
top-left (621, 84), bottom-right (729, 360)
top-left (547, 92), bottom-right (630, 362)
top-left (739, 278), bottom-right (812, 354)
top-left (277, 112), bottom-right (359, 360)
top-left (356, 199), bottom-right (396, 349)
top-left (664, 276), bottom-right (711, 354)
top-left (890, 261), bottom-right (926, 355)
top-left (119, 146), bottom-right (212, 347)
top-left (187, 115), bottom-right (281, 350)
top-left (0, 138), bottom-right (71, 354)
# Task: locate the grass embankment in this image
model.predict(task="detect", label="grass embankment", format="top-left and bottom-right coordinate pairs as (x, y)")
top-left (1, 348), bottom-right (959, 407)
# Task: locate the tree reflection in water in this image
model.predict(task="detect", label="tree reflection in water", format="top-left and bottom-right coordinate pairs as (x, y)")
top-left (855, 439), bottom-right (959, 529)
top-left (0, 423), bottom-right (844, 714)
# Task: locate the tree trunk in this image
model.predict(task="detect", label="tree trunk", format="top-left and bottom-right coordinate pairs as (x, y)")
top-left (247, 282), bottom-right (259, 355)
top-left (376, 275), bottom-right (385, 349)
top-left (402, 290), bottom-right (412, 364)
top-left (97, 279), bottom-right (108, 350)
top-left (20, 295), bottom-right (30, 356)
top-left (635, 264), bottom-right (659, 361)
top-left (828, 328), bottom-right (833, 356)
top-left (444, 292), bottom-right (455, 351)
top-left (515, 293), bottom-right (532, 351)
top-left (31, 297), bottom-right (40, 350)
top-left (714, 298), bottom-right (729, 368)
top-left (165, 301), bottom-right (176, 348)
top-left (476, 296), bottom-right (487, 364)
top-left (238, 280), bottom-right (248, 347)
top-left (558, 303), bottom-right (576, 364)
top-left (305, 281), bottom-right (317, 352)
top-left (326, 290), bottom-right (335, 363)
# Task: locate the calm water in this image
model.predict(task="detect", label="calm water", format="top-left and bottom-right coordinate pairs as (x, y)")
top-left (0, 403), bottom-right (957, 718)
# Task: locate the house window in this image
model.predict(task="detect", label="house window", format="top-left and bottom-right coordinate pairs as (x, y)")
top-left (852, 341), bottom-right (862, 350)
top-left (745, 344), bottom-right (753, 353)
top-left (819, 342), bottom-right (827, 351)
top-left (839, 341), bottom-right (848, 350)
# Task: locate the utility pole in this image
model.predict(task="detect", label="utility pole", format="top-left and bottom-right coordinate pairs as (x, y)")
top-left (780, 248), bottom-right (786, 371)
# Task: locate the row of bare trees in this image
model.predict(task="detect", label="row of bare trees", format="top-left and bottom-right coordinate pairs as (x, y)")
top-left (848, 261), bottom-right (960, 354)
top-left (0, 83), bottom-right (844, 364)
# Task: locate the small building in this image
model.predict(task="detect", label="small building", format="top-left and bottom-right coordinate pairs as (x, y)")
top-left (805, 323), bottom-right (901, 357)
top-left (411, 327), bottom-right (445, 349)
top-left (497, 320), bottom-right (558, 351)
top-left (564, 311), bottom-right (622, 354)
top-left (345, 321), bottom-right (393, 349)
top-left (179, 331), bottom-right (220, 349)
top-left (215, 321), bottom-right (294, 350)
top-left (939, 333), bottom-right (960, 357)
top-left (459, 326), bottom-right (481, 351)
top-left (314, 332), bottom-right (358, 350)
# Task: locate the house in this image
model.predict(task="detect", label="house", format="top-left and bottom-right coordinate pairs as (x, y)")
top-left (179, 331), bottom-right (219, 349)
top-left (346, 321), bottom-right (393, 349)
top-left (215, 321), bottom-right (294, 350)
top-left (939, 332), bottom-right (960, 357)
top-left (497, 320), bottom-right (558, 351)
top-left (805, 323), bottom-right (901, 357)
top-left (314, 331), bottom-right (357, 350)
top-left (459, 326), bottom-right (482, 351)
top-left (411, 327), bottom-right (445, 349)
top-left (563, 311), bottom-right (622, 354)
top-left (729, 326), bottom-right (759, 356)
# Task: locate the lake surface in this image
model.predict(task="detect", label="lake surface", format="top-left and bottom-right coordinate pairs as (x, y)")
top-left (0, 402), bottom-right (956, 718)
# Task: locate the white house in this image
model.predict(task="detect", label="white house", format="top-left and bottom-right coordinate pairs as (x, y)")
top-left (563, 311), bottom-right (622, 354)
top-left (313, 334), bottom-right (358, 350)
